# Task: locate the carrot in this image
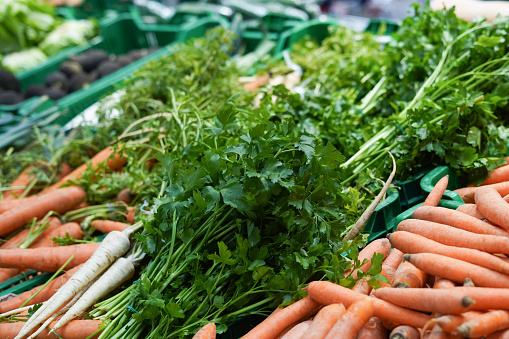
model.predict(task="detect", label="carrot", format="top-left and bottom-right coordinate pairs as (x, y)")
top-left (376, 249), bottom-right (404, 289)
top-left (353, 278), bottom-right (372, 295)
top-left (116, 188), bottom-right (134, 204)
top-left (242, 296), bottom-right (322, 339)
top-left (372, 287), bottom-right (474, 314)
top-left (0, 216), bottom-right (61, 250)
top-left (464, 277), bottom-right (475, 287)
top-left (455, 182), bottom-right (509, 203)
top-left (0, 264), bottom-right (83, 313)
top-left (357, 317), bottom-right (388, 339)
top-left (0, 243), bottom-right (100, 271)
top-left (481, 164), bottom-right (509, 185)
top-left (436, 312), bottom-right (485, 334)
top-left (456, 203), bottom-right (494, 224)
top-left (433, 277), bottom-right (456, 289)
top-left (487, 328), bottom-right (509, 339)
top-left (192, 323), bottom-right (216, 339)
top-left (412, 205), bottom-right (509, 237)
top-left (2, 166), bottom-right (35, 200)
top-left (301, 304), bottom-right (346, 339)
top-left (426, 324), bottom-right (462, 339)
top-left (0, 319), bottom-right (101, 339)
top-left (388, 231), bottom-right (509, 274)
top-left (280, 320), bottom-right (312, 338)
top-left (42, 146), bottom-right (126, 193)
top-left (32, 222), bottom-right (83, 248)
top-left (0, 196), bottom-right (37, 214)
top-left (345, 239), bottom-right (392, 279)
top-left (457, 310), bottom-right (509, 338)
top-left (126, 206), bottom-right (136, 224)
top-left (56, 163), bottom-right (73, 181)
top-left (391, 261), bottom-right (427, 288)
top-left (404, 252), bottom-right (509, 288)
top-left (396, 219), bottom-right (509, 254)
top-left (91, 220), bottom-right (129, 233)
top-left (476, 186), bottom-right (509, 230)
top-left (325, 298), bottom-right (373, 339)
top-left (307, 281), bottom-right (432, 328)
top-left (451, 288), bottom-right (509, 310)
top-left (389, 325), bottom-right (420, 339)
top-left (423, 175), bottom-right (449, 207)
top-left (0, 186), bottom-right (86, 236)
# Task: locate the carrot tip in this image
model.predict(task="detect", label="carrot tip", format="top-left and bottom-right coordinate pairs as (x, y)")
top-left (402, 254), bottom-right (411, 262)
top-left (394, 282), bottom-right (410, 288)
top-left (462, 296), bottom-right (475, 307)
top-left (456, 324), bottom-right (470, 338)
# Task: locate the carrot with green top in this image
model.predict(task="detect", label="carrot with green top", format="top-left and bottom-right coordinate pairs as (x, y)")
top-left (2, 166), bottom-right (35, 200)
top-left (345, 239), bottom-right (392, 279)
top-left (307, 281), bottom-right (431, 328)
top-left (396, 219), bottom-right (509, 254)
top-left (32, 222), bottom-right (83, 248)
top-left (372, 287), bottom-right (474, 314)
top-left (301, 304), bottom-right (346, 339)
top-left (424, 175), bottom-right (449, 207)
top-left (404, 253), bottom-right (509, 288)
top-left (388, 231), bottom-right (509, 274)
top-left (192, 323), bottom-right (216, 339)
top-left (325, 298), bottom-right (373, 339)
top-left (42, 146), bottom-right (126, 193)
top-left (457, 310), bottom-right (509, 338)
top-left (412, 205), bottom-right (509, 237)
top-left (242, 296), bottom-right (321, 339)
top-left (0, 186), bottom-right (86, 236)
top-left (476, 186), bottom-right (509, 230)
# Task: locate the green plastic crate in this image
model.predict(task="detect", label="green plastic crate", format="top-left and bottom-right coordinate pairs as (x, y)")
top-left (0, 270), bottom-right (52, 298)
top-left (393, 166), bottom-right (466, 227)
top-left (363, 188), bottom-right (402, 242)
top-left (26, 13), bottom-right (226, 128)
top-left (395, 168), bottom-right (431, 210)
top-left (365, 18), bottom-right (400, 35)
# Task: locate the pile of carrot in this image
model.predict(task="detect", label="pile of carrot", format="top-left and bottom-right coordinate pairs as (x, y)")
top-left (0, 145), bottom-right (139, 338)
top-left (187, 162), bottom-right (509, 339)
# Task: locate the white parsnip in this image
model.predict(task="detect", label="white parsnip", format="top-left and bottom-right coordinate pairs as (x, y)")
top-left (14, 231), bottom-right (130, 339)
top-left (51, 257), bottom-right (135, 332)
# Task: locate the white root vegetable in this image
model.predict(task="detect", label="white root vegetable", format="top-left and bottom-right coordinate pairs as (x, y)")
top-left (15, 231), bottom-right (130, 339)
top-left (50, 257), bottom-right (135, 332)
top-left (26, 277), bottom-right (96, 339)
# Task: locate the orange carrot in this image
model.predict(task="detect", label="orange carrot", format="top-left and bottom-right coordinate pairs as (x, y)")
top-left (0, 216), bottom-right (61, 249)
top-left (433, 277), bottom-right (456, 289)
top-left (117, 188), bottom-right (134, 204)
top-left (307, 281), bottom-right (431, 328)
top-left (32, 222), bottom-right (83, 248)
top-left (376, 249), bottom-right (404, 289)
top-left (192, 323), bottom-right (216, 339)
top-left (2, 166), bottom-right (35, 200)
top-left (426, 324), bottom-right (462, 339)
top-left (243, 296), bottom-right (322, 339)
top-left (42, 146), bottom-right (126, 193)
top-left (0, 196), bottom-right (38, 214)
top-left (325, 298), bottom-right (373, 339)
top-left (396, 219), bottom-right (509, 254)
top-left (452, 288), bottom-right (509, 310)
top-left (372, 287), bottom-right (474, 314)
top-left (391, 261), bottom-right (427, 288)
top-left (57, 162), bottom-right (73, 181)
top-left (388, 231), bottom-right (509, 274)
top-left (357, 317), bottom-right (388, 339)
top-left (389, 325), bottom-right (420, 339)
top-left (436, 311), bottom-right (485, 334)
top-left (413, 205), bottom-right (509, 237)
top-left (423, 175), bottom-right (449, 207)
top-left (91, 220), bottom-right (129, 233)
top-left (487, 328), bottom-right (509, 339)
top-left (482, 164), bottom-right (509, 185)
top-left (0, 264), bottom-right (83, 313)
top-left (457, 310), bottom-right (509, 338)
top-left (301, 304), bottom-right (346, 339)
top-left (476, 186), bottom-right (509, 230)
top-left (0, 319), bottom-right (101, 338)
top-left (126, 206), bottom-right (136, 224)
top-left (0, 242), bottom-right (100, 271)
top-left (456, 203), bottom-right (494, 224)
top-left (455, 182), bottom-right (509, 203)
top-left (405, 252), bottom-right (509, 288)
top-left (353, 278), bottom-right (372, 295)
top-left (280, 320), bottom-right (312, 338)
top-left (0, 186), bottom-right (86, 236)
top-left (346, 239), bottom-right (392, 279)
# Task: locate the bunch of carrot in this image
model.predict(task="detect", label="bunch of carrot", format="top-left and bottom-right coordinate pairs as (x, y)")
top-left (0, 145), bottom-right (144, 338)
top-left (187, 162), bottom-right (509, 339)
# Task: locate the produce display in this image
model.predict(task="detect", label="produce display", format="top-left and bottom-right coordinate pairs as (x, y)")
top-left (0, 48), bottom-right (160, 105)
top-left (0, 0), bottom-right (98, 73)
top-left (2, 2), bottom-right (509, 339)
